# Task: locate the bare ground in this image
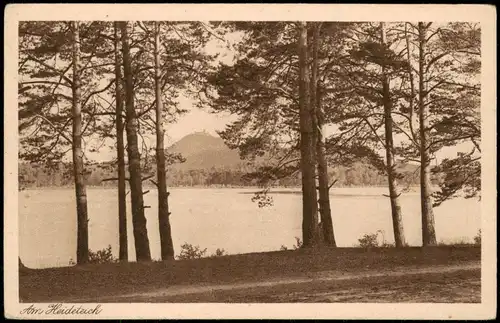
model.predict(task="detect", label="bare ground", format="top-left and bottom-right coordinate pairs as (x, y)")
top-left (19, 246), bottom-right (481, 303)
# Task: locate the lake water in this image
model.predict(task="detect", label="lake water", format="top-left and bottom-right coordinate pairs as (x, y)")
top-left (19, 187), bottom-right (481, 269)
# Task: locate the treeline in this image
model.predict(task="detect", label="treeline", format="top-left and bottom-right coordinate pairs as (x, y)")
top-left (19, 161), bottom-right (424, 188)
top-left (206, 21), bottom-right (480, 248)
top-left (19, 20), bottom-right (480, 265)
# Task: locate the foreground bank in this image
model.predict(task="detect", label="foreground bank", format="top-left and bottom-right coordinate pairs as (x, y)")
top-left (20, 246), bottom-right (480, 303)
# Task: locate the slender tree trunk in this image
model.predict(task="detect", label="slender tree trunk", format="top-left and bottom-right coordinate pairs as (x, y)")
top-left (154, 22), bottom-right (175, 260)
top-left (310, 23), bottom-right (336, 246)
top-left (114, 23), bottom-right (128, 262)
top-left (298, 22), bottom-right (319, 248)
top-left (309, 25), bottom-right (318, 179)
top-left (71, 21), bottom-right (89, 265)
top-left (120, 21), bottom-right (152, 261)
top-left (418, 22), bottom-right (437, 246)
top-left (380, 22), bottom-right (406, 248)
top-left (316, 89), bottom-right (336, 246)
top-left (404, 23), bottom-right (418, 142)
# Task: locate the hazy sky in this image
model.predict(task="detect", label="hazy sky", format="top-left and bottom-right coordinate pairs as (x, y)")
top-left (163, 30), bottom-right (239, 144)
top-left (87, 28), bottom-right (241, 161)
top-left (164, 101), bottom-right (235, 144)
top-left (137, 25), bottom-right (239, 142)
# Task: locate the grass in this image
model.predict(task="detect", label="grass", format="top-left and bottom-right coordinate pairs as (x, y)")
top-left (19, 246), bottom-right (480, 303)
top-left (136, 269), bottom-right (480, 303)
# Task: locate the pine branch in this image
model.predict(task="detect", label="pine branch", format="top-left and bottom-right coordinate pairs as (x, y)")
top-left (33, 114), bottom-right (73, 144)
top-left (328, 179), bottom-right (338, 190)
top-left (428, 134), bottom-right (476, 150)
top-left (141, 174), bottom-right (155, 182)
top-left (101, 177), bottom-right (129, 182)
top-left (81, 79), bottom-right (116, 108)
top-left (382, 192), bottom-right (402, 198)
top-left (20, 80), bottom-right (72, 89)
top-left (101, 175), bottom-right (153, 183)
top-left (26, 54), bottom-right (73, 85)
top-left (425, 52), bottom-right (449, 74)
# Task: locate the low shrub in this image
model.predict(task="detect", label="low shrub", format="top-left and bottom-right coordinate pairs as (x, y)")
top-left (358, 233), bottom-right (379, 248)
top-left (293, 237), bottom-right (303, 250)
top-left (210, 248), bottom-right (227, 257)
top-left (357, 230), bottom-right (395, 248)
top-left (89, 245), bottom-right (117, 264)
top-left (474, 229), bottom-right (481, 246)
top-left (177, 243), bottom-right (208, 260)
top-left (68, 245), bottom-right (118, 265)
top-left (176, 244), bottom-right (228, 260)
top-left (280, 237), bottom-right (303, 251)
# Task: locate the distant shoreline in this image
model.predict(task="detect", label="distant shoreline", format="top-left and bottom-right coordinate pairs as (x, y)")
top-left (20, 185), bottom-right (422, 191)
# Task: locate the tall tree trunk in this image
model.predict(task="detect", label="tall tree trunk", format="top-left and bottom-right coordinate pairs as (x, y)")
top-left (310, 23), bottom-right (336, 246)
top-left (418, 22), bottom-right (437, 246)
top-left (71, 21), bottom-right (89, 265)
top-left (380, 22), bottom-right (406, 248)
top-left (114, 22), bottom-right (128, 262)
top-left (316, 90), bottom-right (336, 246)
top-left (298, 22), bottom-right (319, 248)
top-left (404, 23), bottom-right (418, 144)
top-left (154, 22), bottom-right (175, 260)
top-left (120, 21), bottom-right (152, 261)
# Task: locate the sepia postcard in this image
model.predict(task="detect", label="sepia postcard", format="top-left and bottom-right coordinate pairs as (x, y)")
top-left (4, 3), bottom-right (497, 320)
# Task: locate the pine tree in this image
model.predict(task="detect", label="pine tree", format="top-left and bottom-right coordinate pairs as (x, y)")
top-left (379, 22), bottom-right (406, 247)
top-left (298, 21), bottom-right (320, 247)
top-left (70, 21), bottom-right (90, 263)
top-left (310, 22), bottom-right (336, 246)
top-left (153, 21), bottom-right (175, 260)
top-left (121, 21), bottom-right (152, 261)
top-left (113, 22), bottom-right (128, 262)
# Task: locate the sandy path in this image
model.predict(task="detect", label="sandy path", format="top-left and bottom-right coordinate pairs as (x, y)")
top-left (72, 261), bottom-right (480, 303)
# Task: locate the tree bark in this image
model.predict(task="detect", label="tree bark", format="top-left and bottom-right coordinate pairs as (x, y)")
top-left (310, 23), bottom-right (336, 246)
top-left (298, 22), bottom-right (319, 248)
top-left (316, 91), bottom-right (336, 246)
top-left (418, 22), bottom-right (437, 246)
top-left (71, 21), bottom-right (89, 265)
top-left (154, 22), bottom-right (175, 260)
top-left (380, 22), bottom-right (406, 248)
top-left (120, 21), bottom-right (152, 261)
top-left (114, 22), bottom-right (128, 262)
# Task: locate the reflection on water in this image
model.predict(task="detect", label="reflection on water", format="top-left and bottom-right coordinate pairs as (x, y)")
top-left (19, 187), bottom-right (480, 269)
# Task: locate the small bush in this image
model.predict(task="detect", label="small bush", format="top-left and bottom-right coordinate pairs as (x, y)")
top-left (89, 245), bottom-right (117, 264)
top-left (358, 233), bottom-right (379, 248)
top-left (68, 245), bottom-right (117, 265)
top-left (280, 237), bottom-right (303, 251)
top-left (177, 243), bottom-right (208, 260)
top-left (211, 248), bottom-right (227, 257)
top-left (357, 230), bottom-right (396, 248)
top-left (293, 237), bottom-right (303, 250)
top-left (474, 229), bottom-right (481, 246)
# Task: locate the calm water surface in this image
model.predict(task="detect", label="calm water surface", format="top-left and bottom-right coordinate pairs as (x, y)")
top-left (19, 187), bottom-right (480, 268)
